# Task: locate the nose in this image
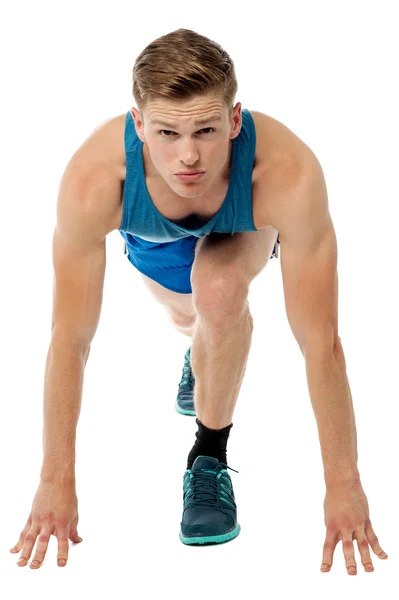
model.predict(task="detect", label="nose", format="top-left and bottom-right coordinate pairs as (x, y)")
top-left (178, 139), bottom-right (199, 166)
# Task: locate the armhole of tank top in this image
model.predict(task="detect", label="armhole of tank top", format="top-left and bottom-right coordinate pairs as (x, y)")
top-left (245, 110), bottom-right (258, 232)
top-left (118, 178), bottom-right (128, 233)
top-left (246, 109), bottom-right (256, 166)
top-left (119, 111), bottom-right (138, 233)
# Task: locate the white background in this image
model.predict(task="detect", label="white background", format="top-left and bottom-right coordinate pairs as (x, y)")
top-left (1, 0), bottom-right (397, 597)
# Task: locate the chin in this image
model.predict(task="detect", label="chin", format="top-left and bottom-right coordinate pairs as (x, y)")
top-left (171, 182), bottom-right (206, 198)
top-left (176, 189), bottom-right (204, 199)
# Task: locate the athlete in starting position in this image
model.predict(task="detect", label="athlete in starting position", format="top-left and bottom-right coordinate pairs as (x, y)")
top-left (10, 28), bottom-right (388, 574)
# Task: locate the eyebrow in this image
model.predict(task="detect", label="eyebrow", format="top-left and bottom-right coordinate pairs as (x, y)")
top-left (149, 115), bottom-right (223, 128)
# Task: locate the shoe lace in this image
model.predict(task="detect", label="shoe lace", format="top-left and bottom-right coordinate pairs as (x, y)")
top-left (185, 463), bottom-right (239, 508)
top-left (179, 363), bottom-right (195, 391)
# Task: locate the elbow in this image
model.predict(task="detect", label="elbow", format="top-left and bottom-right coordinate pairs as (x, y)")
top-left (83, 345), bottom-right (91, 365)
top-left (300, 331), bottom-right (342, 360)
top-left (51, 327), bottom-right (92, 359)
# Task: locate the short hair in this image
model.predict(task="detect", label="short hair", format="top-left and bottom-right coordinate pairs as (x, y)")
top-left (132, 28), bottom-right (238, 120)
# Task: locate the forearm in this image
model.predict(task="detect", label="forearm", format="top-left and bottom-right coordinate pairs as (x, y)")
top-left (40, 336), bottom-right (88, 484)
top-left (304, 342), bottom-right (360, 488)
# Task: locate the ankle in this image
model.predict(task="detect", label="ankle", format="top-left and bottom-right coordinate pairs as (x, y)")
top-left (187, 418), bottom-right (233, 469)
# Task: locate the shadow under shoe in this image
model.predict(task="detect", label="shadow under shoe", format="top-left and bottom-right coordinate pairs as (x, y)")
top-left (175, 346), bottom-right (196, 417)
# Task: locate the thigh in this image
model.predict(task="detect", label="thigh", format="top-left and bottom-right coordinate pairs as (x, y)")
top-left (120, 231), bottom-right (197, 317)
top-left (139, 271), bottom-right (196, 319)
top-left (192, 226), bottom-right (279, 289)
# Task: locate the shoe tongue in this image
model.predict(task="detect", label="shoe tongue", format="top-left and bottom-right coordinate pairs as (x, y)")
top-left (191, 455), bottom-right (219, 471)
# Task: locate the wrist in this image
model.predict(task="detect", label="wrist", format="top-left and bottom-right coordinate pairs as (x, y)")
top-left (325, 469), bottom-right (361, 490)
top-left (40, 464), bottom-right (76, 486)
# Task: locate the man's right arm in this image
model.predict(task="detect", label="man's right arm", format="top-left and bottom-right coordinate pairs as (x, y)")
top-left (40, 156), bottom-right (120, 485)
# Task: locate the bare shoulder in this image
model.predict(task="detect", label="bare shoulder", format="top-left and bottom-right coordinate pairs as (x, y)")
top-left (249, 109), bottom-right (314, 175)
top-left (248, 109), bottom-right (318, 229)
top-left (64, 113), bottom-right (127, 235)
top-left (71, 113), bottom-right (126, 177)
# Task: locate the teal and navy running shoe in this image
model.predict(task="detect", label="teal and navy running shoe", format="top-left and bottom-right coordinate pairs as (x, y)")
top-left (179, 455), bottom-right (241, 545)
top-left (175, 346), bottom-right (196, 416)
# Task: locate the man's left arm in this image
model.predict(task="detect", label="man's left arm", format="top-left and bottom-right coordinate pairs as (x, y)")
top-left (271, 150), bottom-right (388, 574)
top-left (278, 155), bottom-right (358, 487)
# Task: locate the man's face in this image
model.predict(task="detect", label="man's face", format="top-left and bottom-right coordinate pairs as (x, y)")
top-left (131, 93), bottom-right (242, 199)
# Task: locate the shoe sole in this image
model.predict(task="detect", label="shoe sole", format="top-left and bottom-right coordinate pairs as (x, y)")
top-left (179, 523), bottom-right (241, 545)
top-left (175, 399), bottom-right (196, 417)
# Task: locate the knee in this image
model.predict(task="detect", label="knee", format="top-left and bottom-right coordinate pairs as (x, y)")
top-left (167, 310), bottom-right (197, 331)
top-left (192, 273), bottom-right (250, 323)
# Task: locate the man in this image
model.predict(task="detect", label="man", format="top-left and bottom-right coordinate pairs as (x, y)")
top-left (10, 28), bottom-right (388, 573)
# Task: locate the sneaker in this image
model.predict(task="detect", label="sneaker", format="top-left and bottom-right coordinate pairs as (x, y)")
top-left (175, 346), bottom-right (196, 416)
top-left (179, 455), bottom-right (241, 545)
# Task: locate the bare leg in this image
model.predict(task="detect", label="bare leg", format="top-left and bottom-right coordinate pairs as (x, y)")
top-left (167, 312), bottom-right (196, 338)
top-left (190, 298), bottom-right (253, 430)
top-left (138, 272), bottom-right (197, 339)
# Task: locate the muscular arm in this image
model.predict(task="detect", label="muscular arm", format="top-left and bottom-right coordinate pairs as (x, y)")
top-left (270, 150), bottom-right (360, 488)
top-left (40, 157), bottom-right (119, 483)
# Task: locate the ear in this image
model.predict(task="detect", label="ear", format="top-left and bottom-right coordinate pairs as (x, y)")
top-left (131, 107), bottom-right (146, 143)
top-left (230, 102), bottom-right (242, 139)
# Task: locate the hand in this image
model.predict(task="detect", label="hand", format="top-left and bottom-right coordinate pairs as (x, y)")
top-left (321, 481), bottom-right (388, 575)
top-left (9, 480), bottom-right (82, 569)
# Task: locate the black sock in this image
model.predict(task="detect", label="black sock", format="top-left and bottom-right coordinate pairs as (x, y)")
top-left (187, 418), bottom-right (233, 469)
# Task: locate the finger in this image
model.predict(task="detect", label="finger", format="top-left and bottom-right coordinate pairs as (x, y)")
top-left (57, 528), bottom-right (70, 567)
top-left (10, 529), bottom-right (29, 554)
top-left (321, 528), bottom-right (339, 572)
top-left (69, 525), bottom-right (83, 544)
top-left (354, 531), bottom-right (374, 572)
top-left (365, 521), bottom-right (388, 560)
top-left (342, 531), bottom-right (357, 575)
top-left (10, 517), bottom-right (33, 553)
top-left (29, 528), bottom-right (52, 569)
top-left (69, 521), bottom-right (83, 544)
top-left (16, 525), bottom-right (40, 567)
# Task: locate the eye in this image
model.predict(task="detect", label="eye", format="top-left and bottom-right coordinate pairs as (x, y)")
top-left (158, 128), bottom-right (216, 137)
top-left (158, 130), bottom-right (175, 137)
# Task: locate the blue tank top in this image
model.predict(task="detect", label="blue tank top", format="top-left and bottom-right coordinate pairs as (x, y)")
top-left (118, 108), bottom-right (259, 243)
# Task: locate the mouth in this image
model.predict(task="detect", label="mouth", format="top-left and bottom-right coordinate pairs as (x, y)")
top-left (176, 169), bottom-right (205, 175)
top-left (175, 172), bottom-right (205, 182)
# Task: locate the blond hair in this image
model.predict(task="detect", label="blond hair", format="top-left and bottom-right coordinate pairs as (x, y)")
top-left (132, 29), bottom-right (238, 120)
